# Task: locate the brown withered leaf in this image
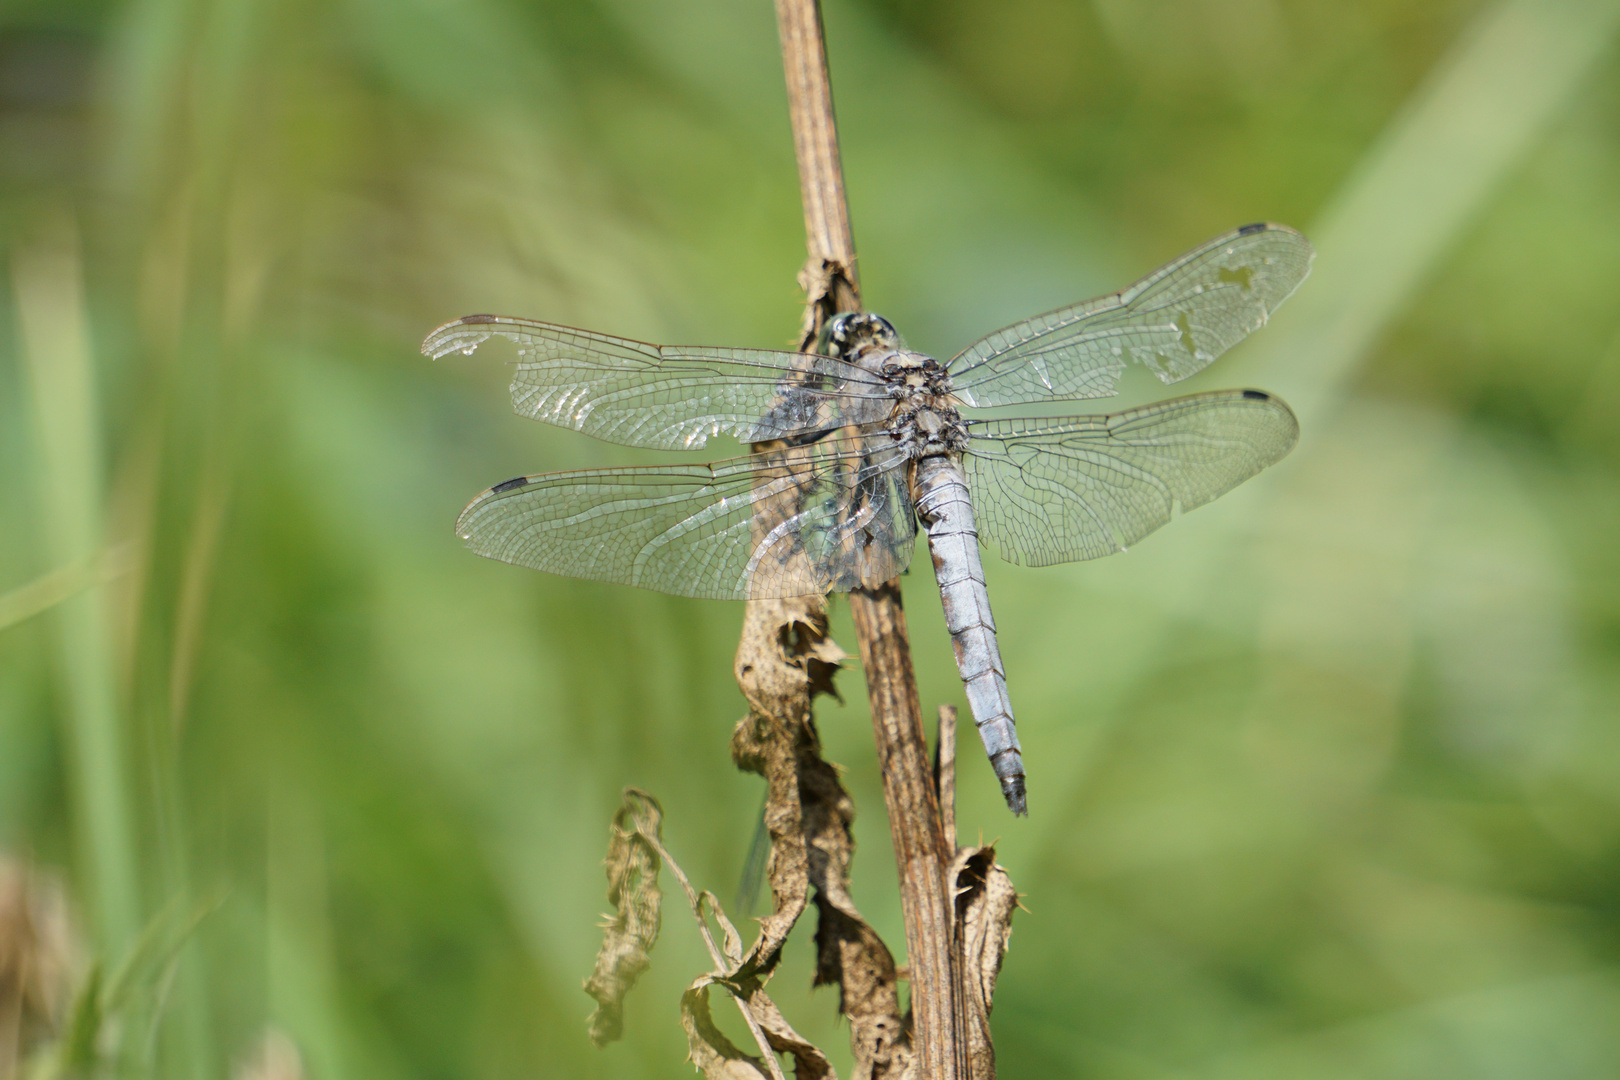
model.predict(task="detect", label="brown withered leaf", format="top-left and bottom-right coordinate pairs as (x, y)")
top-left (680, 974), bottom-right (776, 1080)
top-left (680, 967), bottom-right (836, 1080)
top-left (703, 890), bottom-right (747, 969)
top-left (584, 789), bottom-right (664, 1047)
top-left (813, 898), bottom-right (909, 1080)
top-left (704, 897), bottom-right (832, 1080)
top-left (659, 840), bottom-right (832, 1080)
top-left (732, 599), bottom-right (913, 1080)
top-left (584, 781), bottom-right (841, 1077)
top-left (743, 987), bottom-right (835, 1080)
top-left (950, 846), bottom-right (1017, 1080)
top-left (730, 599), bottom-right (841, 976)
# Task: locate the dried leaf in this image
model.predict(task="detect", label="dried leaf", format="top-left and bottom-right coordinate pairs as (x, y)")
top-left (950, 846), bottom-right (1017, 1080)
top-left (680, 971), bottom-right (835, 1080)
top-left (593, 792), bottom-right (832, 1079)
top-left (732, 602), bottom-right (912, 1080)
top-left (744, 989), bottom-right (835, 1080)
top-left (681, 975), bottom-right (774, 1080)
top-left (584, 789), bottom-right (664, 1047)
top-left (652, 843), bottom-right (828, 1080)
top-left (813, 899), bottom-right (910, 1080)
top-left (703, 891), bottom-right (746, 969)
top-left (808, 772), bottom-right (910, 1080)
top-left (730, 600), bottom-right (835, 976)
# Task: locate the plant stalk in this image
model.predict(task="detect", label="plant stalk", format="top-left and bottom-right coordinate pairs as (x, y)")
top-left (772, 2), bottom-right (967, 1075)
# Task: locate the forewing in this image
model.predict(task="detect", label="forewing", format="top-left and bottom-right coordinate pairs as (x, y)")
top-left (948, 224), bottom-right (1314, 407)
top-left (456, 432), bottom-right (917, 600)
top-left (962, 389), bottom-right (1298, 566)
top-left (423, 315), bottom-right (895, 450)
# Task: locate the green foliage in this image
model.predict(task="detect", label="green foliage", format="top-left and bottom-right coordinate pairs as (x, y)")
top-left (27, 899), bottom-right (214, 1080)
top-left (1, 0), bottom-right (1618, 1077)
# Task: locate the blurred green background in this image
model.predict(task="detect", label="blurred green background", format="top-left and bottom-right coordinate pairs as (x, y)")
top-left (3, 0), bottom-right (1620, 1076)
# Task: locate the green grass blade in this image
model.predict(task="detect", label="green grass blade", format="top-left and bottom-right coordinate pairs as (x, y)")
top-left (15, 214), bottom-right (143, 956)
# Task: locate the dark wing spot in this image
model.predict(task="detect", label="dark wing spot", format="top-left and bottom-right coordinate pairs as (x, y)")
top-left (1241, 389), bottom-right (1271, 401)
top-left (1237, 222), bottom-right (1267, 235)
top-left (491, 476), bottom-right (530, 493)
top-left (461, 313), bottom-right (499, 324)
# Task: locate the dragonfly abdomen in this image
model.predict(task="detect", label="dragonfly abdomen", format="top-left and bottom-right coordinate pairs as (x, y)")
top-left (914, 455), bottom-right (1027, 815)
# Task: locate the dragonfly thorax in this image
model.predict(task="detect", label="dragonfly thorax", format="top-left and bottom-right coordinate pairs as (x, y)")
top-left (876, 350), bottom-right (952, 392)
top-left (849, 345), bottom-right (965, 456)
top-left (823, 313), bottom-right (966, 454)
top-left (888, 394), bottom-right (970, 458)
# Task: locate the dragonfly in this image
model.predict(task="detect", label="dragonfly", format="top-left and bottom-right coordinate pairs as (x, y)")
top-left (424, 222), bottom-right (1313, 815)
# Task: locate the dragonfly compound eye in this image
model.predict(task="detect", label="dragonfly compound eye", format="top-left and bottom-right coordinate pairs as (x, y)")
top-left (820, 312), bottom-right (901, 360)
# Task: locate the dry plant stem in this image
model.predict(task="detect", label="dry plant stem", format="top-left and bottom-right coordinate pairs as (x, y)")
top-left (847, 586), bottom-right (962, 1076)
top-left (937, 705), bottom-right (957, 854)
top-left (772, 1), bottom-right (967, 1076)
top-left (775, 0), bottom-right (858, 300)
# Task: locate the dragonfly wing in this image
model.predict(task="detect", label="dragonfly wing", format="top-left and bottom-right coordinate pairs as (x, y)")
top-left (423, 315), bottom-right (895, 449)
top-left (961, 389), bottom-right (1298, 566)
top-left (456, 431), bottom-right (917, 600)
top-left (948, 224), bottom-right (1314, 407)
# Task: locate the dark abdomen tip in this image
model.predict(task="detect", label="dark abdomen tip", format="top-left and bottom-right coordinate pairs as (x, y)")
top-left (1001, 776), bottom-right (1027, 816)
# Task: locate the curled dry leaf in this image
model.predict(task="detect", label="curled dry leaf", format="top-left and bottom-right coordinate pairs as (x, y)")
top-left (949, 847), bottom-right (1017, 1080)
top-left (659, 829), bottom-right (832, 1080)
top-left (733, 600), bottom-right (914, 1080)
top-left (586, 787), bottom-right (837, 1080)
top-left (584, 789), bottom-right (664, 1047)
top-left (680, 974), bottom-right (776, 1080)
top-left (730, 597), bottom-right (842, 976)
top-left (680, 970), bottom-right (835, 1080)
top-left (703, 891), bottom-right (747, 969)
top-left (743, 988), bottom-right (835, 1080)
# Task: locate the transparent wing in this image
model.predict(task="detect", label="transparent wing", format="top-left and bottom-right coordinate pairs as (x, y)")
top-left (423, 315), bottom-right (895, 450)
top-left (962, 389), bottom-right (1298, 566)
top-left (948, 224), bottom-right (1314, 407)
top-left (455, 431), bottom-right (917, 600)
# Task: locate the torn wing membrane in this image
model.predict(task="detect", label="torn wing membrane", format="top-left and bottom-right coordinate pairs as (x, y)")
top-left (423, 315), bottom-right (896, 451)
top-left (455, 429), bottom-right (917, 600)
top-left (961, 389), bottom-right (1299, 567)
top-left (947, 224), bottom-right (1315, 408)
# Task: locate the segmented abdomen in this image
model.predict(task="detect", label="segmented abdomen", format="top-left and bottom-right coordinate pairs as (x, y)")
top-left (913, 455), bottom-right (1027, 815)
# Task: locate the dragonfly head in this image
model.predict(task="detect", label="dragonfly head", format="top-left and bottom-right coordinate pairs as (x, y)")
top-left (820, 312), bottom-right (901, 363)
